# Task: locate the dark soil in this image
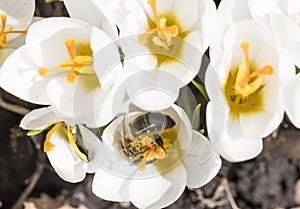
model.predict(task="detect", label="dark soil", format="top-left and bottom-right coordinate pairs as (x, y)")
top-left (1, 0), bottom-right (300, 209)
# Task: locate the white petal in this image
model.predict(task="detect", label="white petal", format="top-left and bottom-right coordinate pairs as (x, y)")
top-left (147, 164), bottom-right (187, 209)
top-left (47, 128), bottom-right (86, 183)
top-left (270, 14), bottom-right (300, 44)
top-left (287, 42), bottom-right (300, 69)
top-left (118, 9), bottom-right (148, 37)
top-left (224, 20), bottom-right (274, 64)
top-left (20, 107), bottom-right (60, 130)
top-left (26, 17), bottom-right (92, 67)
top-left (92, 84), bottom-right (119, 127)
top-left (46, 75), bottom-right (101, 126)
top-left (116, 70), bottom-right (181, 111)
top-left (0, 46), bottom-right (52, 105)
top-left (183, 131), bottom-right (221, 188)
top-left (0, 0), bottom-right (34, 41)
top-left (173, 0), bottom-right (198, 32)
top-left (129, 163), bottom-right (187, 209)
top-left (92, 168), bottom-right (130, 202)
top-left (106, 0), bottom-right (142, 28)
top-left (64, 0), bottom-right (118, 40)
top-left (248, 0), bottom-right (282, 19)
top-left (217, 134), bottom-right (263, 162)
top-left (239, 75), bottom-right (282, 138)
top-left (283, 74), bottom-right (300, 128)
top-left (91, 27), bottom-right (122, 89)
top-left (159, 34), bottom-right (203, 86)
top-left (206, 103), bottom-right (262, 162)
top-left (192, 0), bottom-right (216, 51)
top-left (287, 0), bottom-right (300, 16)
top-left (78, 125), bottom-right (106, 173)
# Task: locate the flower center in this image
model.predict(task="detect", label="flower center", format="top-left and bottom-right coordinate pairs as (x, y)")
top-left (38, 38), bottom-right (95, 83)
top-left (0, 14), bottom-right (27, 47)
top-left (44, 123), bottom-right (88, 162)
top-left (223, 42), bottom-right (274, 116)
top-left (233, 42), bottom-right (274, 99)
top-left (140, 0), bottom-right (179, 51)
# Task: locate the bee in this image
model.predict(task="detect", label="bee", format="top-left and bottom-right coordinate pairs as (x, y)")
top-left (119, 112), bottom-right (176, 169)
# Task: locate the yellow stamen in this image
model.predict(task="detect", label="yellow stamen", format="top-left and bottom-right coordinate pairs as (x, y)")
top-left (234, 42), bottom-right (274, 98)
top-left (0, 14), bottom-right (27, 47)
top-left (44, 123), bottom-right (88, 162)
top-left (64, 126), bottom-right (88, 162)
top-left (38, 38), bottom-right (94, 83)
top-left (44, 123), bottom-right (62, 153)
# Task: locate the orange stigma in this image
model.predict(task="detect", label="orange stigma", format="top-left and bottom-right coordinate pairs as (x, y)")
top-left (234, 41), bottom-right (274, 98)
top-left (44, 123), bottom-right (61, 153)
top-left (0, 14), bottom-right (27, 47)
top-left (139, 0), bottom-right (179, 50)
top-left (38, 38), bottom-right (94, 83)
top-left (147, 0), bottom-right (178, 36)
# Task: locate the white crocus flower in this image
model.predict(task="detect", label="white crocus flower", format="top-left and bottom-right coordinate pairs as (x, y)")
top-left (92, 105), bottom-right (221, 209)
top-left (213, 0), bottom-right (300, 71)
top-left (207, 20), bottom-right (294, 162)
top-left (0, 0), bottom-right (35, 65)
top-left (63, 0), bottom-right (118, 40)
top-left (20, 107), bottom-right (104, 183)
top-left (0, 17), bottom-right (123, 127)
top-left (112, 0), bottom-right (217, 86)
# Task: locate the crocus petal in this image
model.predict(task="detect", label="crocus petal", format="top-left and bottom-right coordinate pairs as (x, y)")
top-left (92, 168), bottom-right (131, 202)
top-left (107, 0), bottom-right (141, 28)
top-left (92, 84), bottom-right (118, 127)
top-left (64, 0), bottom-right (118, 40)
top-left (113, 70), bottom-right (181, 111)
top-left (247, 0), bottom-right (282, 19)
top-left (129, 163), bottom-right (187, 209)
top-left (78, 125), bottom-right (106, 173)
top-left (283, 74), bottom-right (300, 128)
top-left (269, 14), bottom-right (300, 44)
top-left (0, 46), bottom-right (52, 104)
top-left (287, 42), bottom-right (300, 69)
top-left (0, 0), bottom-right (34, 41)
top-left (91, 26), bottom-right (122, 90)
top-left (47, 127), bottom-right (86, 183)
top-left (118, 9), bottom-right (148, 37)
top-left (183, 131), bottom-right (221, 188)
top-left (172, 0), bottom-right (198, 32)
top-left (26, 17), bottom-right (92, 67)
top-left (46, 75), bottom-right (101, 126)
top-left (20, 107), bottom-right (61, 130)
top-left (217, 133), bottom-right (263, 163)
top-left (159, 34), bottom-right (202, 86)
top-left (146, 164), bottom-right (187, 209)
top-left (206, 103), bottom-right (262, 162)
